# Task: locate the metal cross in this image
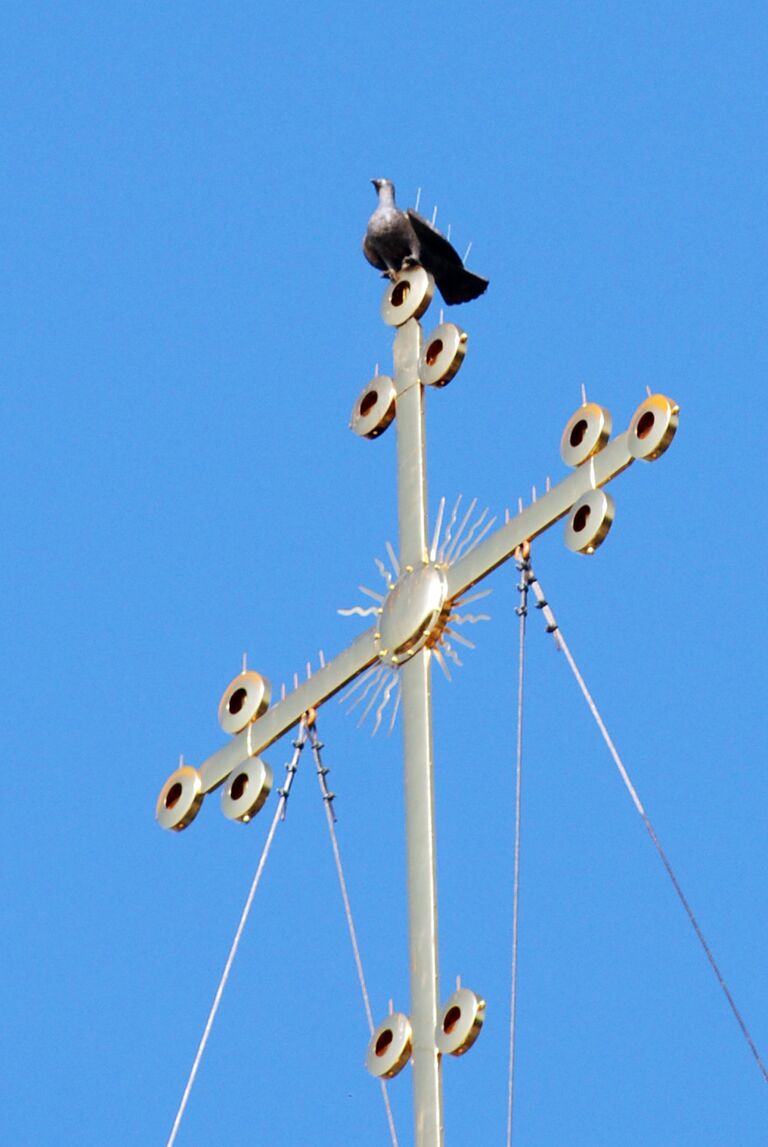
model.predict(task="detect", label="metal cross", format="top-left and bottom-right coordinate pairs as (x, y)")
top-left (156, 265), bottom-right (679, 1147)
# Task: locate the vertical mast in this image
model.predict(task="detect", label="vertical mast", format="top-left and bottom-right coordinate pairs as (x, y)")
top-left (392, 315), bottom-right (443, 1146)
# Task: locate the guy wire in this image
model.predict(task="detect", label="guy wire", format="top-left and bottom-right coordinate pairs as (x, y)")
top-left (166, 723), bottom-right (307, 1146)
top-left (527, 566), bottom-right (768, 1087)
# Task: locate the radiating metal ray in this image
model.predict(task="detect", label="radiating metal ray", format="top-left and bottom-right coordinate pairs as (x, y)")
top-left (449, 505), bottom-right (488, 562)
top-left (430, 496), bottom-right (446, 561)
top-left (431, 205), bottom-right (438, 226)
top-left (454, 587), bottom-right (492, 607)
top-left (372, 673), bottom-right (398, 736)
top-left (360, 585), bottom-right (386, 603)
top-left (414, 186), bottom-right (422, 212)
top-left (439, 494), bottom-right (462, 563)
top-left (347, 667), bottom-right (385, 716)
top-left (340, 663), bottom-right (381, 707)
top-left (338, 604), bottom-right (380, 619)
top-left (451, 611), bottom-right (491, 625)
top-left (439, 639), bottom-right (463, 668)
top-left (443, 498), bottom-right (478, 563)
top-left (444, 627), bottom-right (475, 650)
top-left (463, 241), bottom-right (472, 264)
top-left (456, 514), bottom-right (497, 561)
top-left (432, 646), bottom-right (452, 681)
top-left (388, 684), bottom-right (402, 735)
top-left (385, 541), bottom-right (400, 577)
top-left (358, 670), bottom-right (389, 727)
top-left (446, 223), bottom-right (451, 241)
top-left (375, 557), bottom-right (394, 587)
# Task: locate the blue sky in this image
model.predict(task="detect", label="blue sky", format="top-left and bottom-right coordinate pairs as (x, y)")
top-left (2, 3), bottom-right (767, 1144)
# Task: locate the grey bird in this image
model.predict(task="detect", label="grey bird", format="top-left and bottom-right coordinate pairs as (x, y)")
top-left (363, 178), bottom-right (489, 306)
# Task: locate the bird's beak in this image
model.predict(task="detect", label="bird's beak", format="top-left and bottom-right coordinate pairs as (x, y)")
top-left (371, 178), bottom-right (381, 188)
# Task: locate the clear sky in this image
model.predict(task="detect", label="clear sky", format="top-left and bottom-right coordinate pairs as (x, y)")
top-left (2, 3), bottom-right (767, 1144)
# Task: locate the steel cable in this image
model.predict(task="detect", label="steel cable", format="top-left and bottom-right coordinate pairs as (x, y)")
top-left (506, 550), bottom-right (529, 1147)
top-left (527, 566), bottom-right (768, 1087)
top-left (307, 718), bottom-right (400, 1147)
top-left (165, 726), bottom-right (306, 1147)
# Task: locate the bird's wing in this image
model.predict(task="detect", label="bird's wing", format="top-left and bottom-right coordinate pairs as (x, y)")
top-left (407, 209), bottom-right (488, 305)
top-left (406, 210), bottom-right (466, 269)
top-left (362, 233), bottom-right (387, 271)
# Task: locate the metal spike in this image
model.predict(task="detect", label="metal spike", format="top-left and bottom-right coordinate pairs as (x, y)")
top-left (339, 662), bottom-right (380, 705)
top-left (375, 557), bottom-right (394, 587)
top-left (385, 541), bottom-right (400, 577)
top-left (453, 508), bottom-right (492, 562)
top-left (439, 494), bottom-right (462, 562)
top-left (430, 496), bottom-right (447, 561)
top-left (344, 666), bottom-right (384, 713)
top-left (372, 674), bottom-right (398, 736)
top-left (456, 588), bottom-right (492, 607)
top-left (388, 685), bottom-right (402, 735)
top-left (458, 515), bottom-right (497, 561)
top-left (360, 585), bottom-right (386, 603)
top-left (338, 604), bottom-right (380, 618)
top-left (358, 672), bottom-right (389, 727)
top-left (445, 627), bottom-right (475, 650)
top-left (433, 646), bottom-right (452, 681)
top-left (439, 639), bottom-right (463, 668)
top-left (444, 498), bottom-right (478, 563)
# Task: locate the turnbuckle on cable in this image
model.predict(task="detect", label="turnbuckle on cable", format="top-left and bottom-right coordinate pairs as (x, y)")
top-left (307, 718), bottom-right (337, 822)
top-left (278, 721), bottom-right (308, 817)
top-left (514, 543), bottom-right (532, 617)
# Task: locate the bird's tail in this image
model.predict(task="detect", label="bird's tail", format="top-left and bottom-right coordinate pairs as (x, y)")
top-left (436, 268), bottom-right (489, 306)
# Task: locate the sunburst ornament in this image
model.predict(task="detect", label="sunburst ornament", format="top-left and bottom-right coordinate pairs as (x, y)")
top-left (339, 494), bottom-right (492, 734)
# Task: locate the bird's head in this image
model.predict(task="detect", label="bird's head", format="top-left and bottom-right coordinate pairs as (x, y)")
top-left (371, 177), bottom-right (395, 198)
